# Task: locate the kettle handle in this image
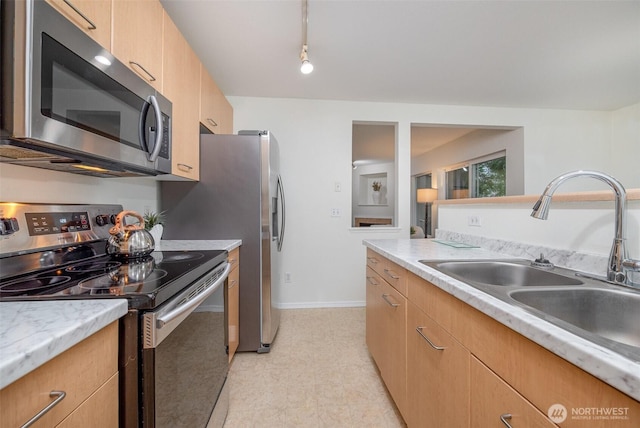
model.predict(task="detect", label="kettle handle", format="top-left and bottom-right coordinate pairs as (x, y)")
top-left (109, 211), bottom-right (145, 235)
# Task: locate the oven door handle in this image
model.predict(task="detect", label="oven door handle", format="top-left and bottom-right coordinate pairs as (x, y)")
top-left (156, 263), bottom-right (231, 328)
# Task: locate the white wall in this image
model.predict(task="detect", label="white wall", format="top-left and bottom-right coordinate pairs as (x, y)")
top-left (229, 96), bottom-right (639, 307)
top-left (2, 97), bottom-right (637, 308)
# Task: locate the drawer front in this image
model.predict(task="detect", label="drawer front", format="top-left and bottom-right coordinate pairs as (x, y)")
top-left (366, 249), bottom-right (408, 296)
top-left (471, 356), bottom-right (557, 428)
top-left (0, 322), bottom-right (118, 428)
top-left (56, 373), bottom-right (119, 428)
top-left (228, 247), bottom-right (240, 272)
top-left (366, 248), bottom-right (385, 275)
top-left (469, 310), bottom-right (640, 427)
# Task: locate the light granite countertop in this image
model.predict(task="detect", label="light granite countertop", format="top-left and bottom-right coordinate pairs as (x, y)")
top-left (156, 239), bottom-right (242, 252)
top-left (364, 238), bottom-right (640, 402)
top-left (0, 240), bottom-right (240, 390)
top-left (0, 300), bottom-right (128, 389)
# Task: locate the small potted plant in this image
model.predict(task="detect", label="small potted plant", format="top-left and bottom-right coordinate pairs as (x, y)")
top-left (371, 181), bottom-right (382, 203)
top-left (143, 210), bottom-right (165, 246)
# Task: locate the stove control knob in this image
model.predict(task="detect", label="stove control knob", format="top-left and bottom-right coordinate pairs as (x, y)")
top-left (109, 214), bottom-right (117, 225)
top-left (95, 215), bottom-right (109, 226)
top-left (0, 217), bottom-right (19, 235)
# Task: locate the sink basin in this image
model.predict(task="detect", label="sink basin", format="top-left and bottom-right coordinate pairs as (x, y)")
top-left (510, 288), bottom-right (640, 348)
top-left (421, 260), bottom-right (583, 287)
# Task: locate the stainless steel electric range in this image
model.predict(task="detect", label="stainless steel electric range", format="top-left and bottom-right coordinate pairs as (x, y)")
top-left (0, 203), bottom-right (231, 427)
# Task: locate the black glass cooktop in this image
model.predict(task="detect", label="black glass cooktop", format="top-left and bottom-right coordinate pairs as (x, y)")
top-left (0, 248), bottom-right (227, 309)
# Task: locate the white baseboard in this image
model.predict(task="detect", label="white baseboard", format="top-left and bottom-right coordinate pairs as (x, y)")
top-left (278, 301), bottom-right (365, 309)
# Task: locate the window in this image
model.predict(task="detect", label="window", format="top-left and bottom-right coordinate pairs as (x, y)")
top-left (446, 153), bottom-right (506, 199)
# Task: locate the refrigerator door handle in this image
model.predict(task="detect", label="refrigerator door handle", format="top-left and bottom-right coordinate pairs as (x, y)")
top-left (277, 174), bottom-right (286, 252)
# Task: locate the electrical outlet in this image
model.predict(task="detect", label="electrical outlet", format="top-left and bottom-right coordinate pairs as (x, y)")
top-left (468, 215), bottom-right (482, 227)
top-left (285, 272), bottom-right (292, 283)
top-left (331, 208), bottom-right (341, 217)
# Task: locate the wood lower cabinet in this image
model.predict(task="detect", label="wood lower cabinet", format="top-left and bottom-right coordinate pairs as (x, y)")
top-left (162, 11), bottom-right (201, 180)
top-left (406, 301), bottom-right (469, 428)
top-left (112, 0), bottom-right (163, 90)
top-left (470, 356), bottom-right (556, 428)
top-left (227, 247), bottom-right (240, 362)
top-left (45, 0), bottom-right (111, 49)
top-left (366, 249), bottom-right (640, 427)
top-left (0, 322), bottom-right (118, 428)
top-left (365, 266), bottom-right (407, 417)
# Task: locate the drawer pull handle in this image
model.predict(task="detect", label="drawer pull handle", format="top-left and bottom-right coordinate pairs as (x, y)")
top-left (229, 258), bottom-right (237, 265)
top-left (228, 279), bottom-right (238, 289)
top-left (21, 390), bottom-right (66, 428)
top-left (62, 0), bottom-right (96, 29)
top-left (384, 268), bottom-right (399, 279)
top-left (207, 118), bottom-right (219, 127)
top-left (381, 293), bottom-right (399, 308)
top-left (500, 413), bottom-right (513, 428)
top-left (177, 163), bottom-right (193, 172)
top-left (129, 61), bottom-right (157, 82)
top-left (416, 326), bottom-right (445, 350)
top-left (366, 276), bottom-right (379, 286)
top-left (367, 257), bottom-right (378, 264)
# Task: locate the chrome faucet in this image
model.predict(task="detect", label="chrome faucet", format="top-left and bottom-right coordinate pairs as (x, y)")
top-left (531, 170), bottom-right (639, 287)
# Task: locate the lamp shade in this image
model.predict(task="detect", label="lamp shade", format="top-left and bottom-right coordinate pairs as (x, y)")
top-left (417, 188), bottom-right (438, 203)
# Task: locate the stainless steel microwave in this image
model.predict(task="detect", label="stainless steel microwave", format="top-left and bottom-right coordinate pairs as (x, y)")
top-left (0, 0), bottom-right (172, 177)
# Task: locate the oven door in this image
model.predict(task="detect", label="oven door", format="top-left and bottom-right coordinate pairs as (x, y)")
top-left (141, 262), bottom-right (231, 427)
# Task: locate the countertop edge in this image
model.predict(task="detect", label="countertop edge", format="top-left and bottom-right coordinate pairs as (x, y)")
top-left (363, 239), bottom-right (640, 402)
top-left (0, 299), bottom-right (128, 389)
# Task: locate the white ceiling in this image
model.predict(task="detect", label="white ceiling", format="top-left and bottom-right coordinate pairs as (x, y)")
top-left (162, 0), bottom-right (640, 111)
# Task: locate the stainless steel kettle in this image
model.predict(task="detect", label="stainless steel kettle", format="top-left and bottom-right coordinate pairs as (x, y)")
top-left (106, 211), bottom-right (155, 258)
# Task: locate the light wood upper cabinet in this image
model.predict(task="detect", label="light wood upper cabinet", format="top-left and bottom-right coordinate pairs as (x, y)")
top-left (45, 0), bottom-right (111, 49)
top-left (200, 66), bottom-right (234, 134)
top-left (112, 0), bottom-right (163, 91)
top-left (162, 12), bottom-right (200, 180)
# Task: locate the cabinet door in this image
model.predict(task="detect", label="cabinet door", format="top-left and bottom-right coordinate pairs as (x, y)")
top-left (200, 67), bottom-right (234, 134)
top-left (406, 301), bottom-right (469, 428)
top-left (112, 0), bottom-right (163, 90)
top-left (471, 357), bottom-right (557, 428)
top-left (162, 12), bottom-right (200, 180)
top-left (56, 373), bottom-right (119, 428)
top-left (45, 0), bottom-right (111, 49)
top-left (366, 266), bottom-right (387, 373)
top-left (377, 280), bottom-right (407, 417)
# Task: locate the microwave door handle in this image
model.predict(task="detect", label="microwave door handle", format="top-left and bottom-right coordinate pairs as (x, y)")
top-left (138, 98), bottom-right (152, 154)
top-left (147, 95), bottom-right (164, 162)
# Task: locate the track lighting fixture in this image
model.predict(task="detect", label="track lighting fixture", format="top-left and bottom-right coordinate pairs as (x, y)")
top-left (300, 0), bottom-right (313, 74)
top-left (300, 44), bottom-right (313, 74)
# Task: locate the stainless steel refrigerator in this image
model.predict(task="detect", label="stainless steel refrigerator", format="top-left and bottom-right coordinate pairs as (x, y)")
top-left (160, 130), bottom-right (285, 353)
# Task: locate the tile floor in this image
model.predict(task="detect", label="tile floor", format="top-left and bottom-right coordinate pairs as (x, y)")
top-left (224, 307), bottom-right (406, 427)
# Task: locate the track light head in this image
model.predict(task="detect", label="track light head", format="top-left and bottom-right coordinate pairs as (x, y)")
top-left (300, 44), bottom-right (313, 74)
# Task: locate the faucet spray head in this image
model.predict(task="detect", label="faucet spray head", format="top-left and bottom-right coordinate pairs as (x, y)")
top-left (531, 195), bottom-right (552, 219)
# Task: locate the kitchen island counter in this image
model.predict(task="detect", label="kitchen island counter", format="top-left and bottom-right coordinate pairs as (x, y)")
top-left (0, 299), bottom-right (127, 389)
top-left (364, 238), bottom-right (640, 402)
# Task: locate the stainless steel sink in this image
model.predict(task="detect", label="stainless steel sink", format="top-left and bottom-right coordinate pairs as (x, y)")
top-left (510, 288), bottom-right (640, 349)
top-left (420, 260), bottom-right (583, 287)
top-left (420, 258), bottom-right (640, 361)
